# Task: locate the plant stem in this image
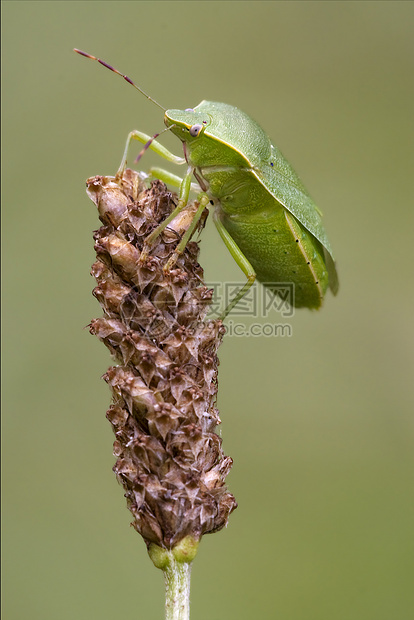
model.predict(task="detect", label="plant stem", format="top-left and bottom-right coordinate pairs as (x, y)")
top-left (149, 537), bottom-right (198, 620)
top-left (164, 553), bottom-right (192, 620)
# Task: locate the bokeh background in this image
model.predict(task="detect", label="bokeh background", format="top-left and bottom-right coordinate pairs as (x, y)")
top-left (3, 2), bottom-right (413, 619)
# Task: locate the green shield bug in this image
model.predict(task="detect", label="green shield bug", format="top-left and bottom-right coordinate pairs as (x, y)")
top-left (75, 49), bottom-right (338, 317)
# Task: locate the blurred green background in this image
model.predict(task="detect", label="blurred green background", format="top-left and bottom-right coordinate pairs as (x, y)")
top-left (3, 2), bottom-right (413, 619)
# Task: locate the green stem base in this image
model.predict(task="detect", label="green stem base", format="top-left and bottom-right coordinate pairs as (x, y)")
top-left (164, 557), bottom-right (192, 620)
top-left (148, 536), bottom-right (200, 620)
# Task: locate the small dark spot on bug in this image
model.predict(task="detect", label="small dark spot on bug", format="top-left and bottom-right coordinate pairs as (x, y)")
top-left (295, 239), bottom-right (299, 242)
top-left (307, 261), bottom-right (310, 265)
top-left (209, 200), bottom-right (214, 205)
top-left (202, 120), bottom-right (207, 124)
top-left (270, 162), bottom-right (274, 167)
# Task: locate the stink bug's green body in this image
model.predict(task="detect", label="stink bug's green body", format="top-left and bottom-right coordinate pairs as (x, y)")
top-left (75, 50), bottom-right (338, 315)
top-left (166, 102), bottom-right (338, 309)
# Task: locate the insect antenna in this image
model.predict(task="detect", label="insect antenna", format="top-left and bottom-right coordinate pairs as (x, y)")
top-left (134, 125), bottom-right (177, 163)
top-left (73, 49), bottom-right (166, 111)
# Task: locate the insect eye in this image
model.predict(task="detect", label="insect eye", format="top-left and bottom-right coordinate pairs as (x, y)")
top-left (189, 124), bottom-right (203, 137)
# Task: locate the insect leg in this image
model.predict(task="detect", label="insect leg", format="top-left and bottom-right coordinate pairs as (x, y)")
top-left (148, 167), bottom-right (201, 193)
top-left (117, 130), bottom-right (185, 176)
top-left (164, 194), bottom-right (210, 271)
top-left (213, 211), bottom-right (257, 319)
top-left (140, 166), bottom-right (194, 261)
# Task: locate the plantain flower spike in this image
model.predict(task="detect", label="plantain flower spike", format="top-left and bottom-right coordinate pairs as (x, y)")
top-left (86, 169), bottom-right (236, 561)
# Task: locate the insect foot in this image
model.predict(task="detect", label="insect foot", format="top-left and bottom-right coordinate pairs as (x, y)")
top-left (86, 169), bottom-right (236, 557)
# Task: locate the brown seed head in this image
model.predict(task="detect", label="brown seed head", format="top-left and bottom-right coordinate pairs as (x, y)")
top-left (86, 169), bottom-right (236, 550)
